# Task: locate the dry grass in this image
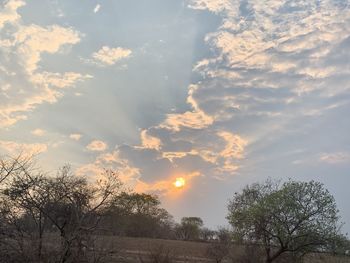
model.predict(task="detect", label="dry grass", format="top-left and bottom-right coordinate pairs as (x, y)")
top-left (7, 235), bottom-right (349, 263)
top-left (90, 236), bottom-right (350, 263)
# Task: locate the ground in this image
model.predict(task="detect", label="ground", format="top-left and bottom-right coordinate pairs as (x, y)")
top-left (86, 236), bottom-right (350, 263)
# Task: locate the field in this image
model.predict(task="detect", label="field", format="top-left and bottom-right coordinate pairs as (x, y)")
top-left (86, 236), bottom-right (350, 263)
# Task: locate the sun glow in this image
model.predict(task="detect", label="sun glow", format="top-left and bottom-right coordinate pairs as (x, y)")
top-left (174, 177), bottom-right (185, 188)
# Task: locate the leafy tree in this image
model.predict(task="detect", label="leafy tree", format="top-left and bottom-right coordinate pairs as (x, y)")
top-left (206, 227), bottom-right (232, 263)
top-left (176, 217), bottom-right (203, 241)
top-left (200, 227), bottom-right (216, 241)
top-left (104, 192), bottom-right (174, 238)
top-left (227, 179), bottom-right (346, 263)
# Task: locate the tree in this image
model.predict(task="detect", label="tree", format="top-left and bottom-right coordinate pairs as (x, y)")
top-left (205, 227), bottom-right (232, 263)
top-left (216, 226), bottom-right (232, 243)
top-left (0, 155), bottom-right (123, 263)
top-left (176, 217), bottom-right (203, 241)
top-left (227, 179), bottom-right (345, 263)
top-left (200, 227), bottom-right (215, 241)
top-left (104, 192), bottom-right (174, 238)
top-left (0, 154), bottom-right (49, 261)
top-left (0, 154), bottom-right (33, 184)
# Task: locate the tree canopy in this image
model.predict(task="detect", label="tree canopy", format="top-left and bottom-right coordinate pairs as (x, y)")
top-left (227, 179), bottom-right (346, 262)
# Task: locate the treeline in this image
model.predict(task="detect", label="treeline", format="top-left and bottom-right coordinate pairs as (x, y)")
top-left (1, 154), bottom-right (349, 263)
top-left (0, 155), bottom-right (226, 262)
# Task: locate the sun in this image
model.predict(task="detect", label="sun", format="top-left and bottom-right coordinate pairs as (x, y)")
top-left (174, 177), bottom-right (185, 188)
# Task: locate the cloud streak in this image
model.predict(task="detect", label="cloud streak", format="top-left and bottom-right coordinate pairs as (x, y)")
top-left (92, 46), bottom-right (132, 66)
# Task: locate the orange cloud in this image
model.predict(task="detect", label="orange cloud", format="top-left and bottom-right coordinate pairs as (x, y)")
top-left (138, 130), bottom-right (162, 150)
top-left (160, 85), bottom-right (213, 131)
top-left (134, 171), bottom-right (202, 197)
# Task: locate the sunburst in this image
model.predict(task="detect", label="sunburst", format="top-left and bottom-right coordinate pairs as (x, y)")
top-left (174, 177), bottom-right (185, 188)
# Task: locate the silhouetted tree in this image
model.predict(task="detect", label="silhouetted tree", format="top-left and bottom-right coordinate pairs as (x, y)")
top-left (0, 154), bottom-right (122, 263)
top-left (103, 192), bottom-right (174, 238)
top-left (176, 217), bottom-right (203, 241)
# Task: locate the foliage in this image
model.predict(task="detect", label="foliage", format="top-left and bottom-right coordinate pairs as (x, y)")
top-left (103, 192), bottom-right (174, 238)
top-left (175, 217), bottom-right (204, 241)
top-left (227, 179), bottom-right (345, 263)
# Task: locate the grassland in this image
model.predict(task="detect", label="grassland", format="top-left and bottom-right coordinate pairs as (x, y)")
top-left (86, 236), bottom-right (350, 263)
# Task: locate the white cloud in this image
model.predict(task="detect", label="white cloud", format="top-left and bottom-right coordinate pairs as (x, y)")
top-left (31, 72), bottom-right (92, 89)
top-left (0, 3), bottom-right (90, 128)
top-left (86, 140), bottom-right (108, 152)
top-left (320, 152), bottom-right (350, 164)
top-left (185, 0), bottom-right (350, 123)
top-left (93, 4), bottom-right (101, 13)
top-left (187, 0), bottom-right (238, 17)
top-left (122, 0), bottom-right (350, 184)
top-left (0, 140), bottom-right (47, 155)
top-left (92, 46), bottom-right (132, 66)
top-left (31, 128), bottom-right (46, 136)
top-left (14, 24), bottom-right (81, 73)
top-left (69, 133), bottom-right (82, 141)
top-left (0, 0), bottom-right (25, 29)
top-left (77, 150), bottom-right (140, 184)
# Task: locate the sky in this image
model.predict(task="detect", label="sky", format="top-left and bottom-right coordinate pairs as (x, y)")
top-left (1, 0), bottom-right (350, 232)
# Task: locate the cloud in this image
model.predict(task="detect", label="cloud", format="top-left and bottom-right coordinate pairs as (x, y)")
top-left (185, 0), bottom-right (350, 133)
top-left (76, 150), bottom-right (140, 184)
top-left (121, 0), bottom-right (350, 185)
top-left (86, 140), bottom-right (108, 152)
top-left (0, 140), bottom-right (47, 156)
top-left (217, 131), bottom-right (247, 173)
top-left (78, 124), bottom-right (248, 194)
top-left (159, 85), bottom-right (214, 131)
top-left (69, 133), bottom-right (82, 141)
top-left (31, 129), bottom-right (46, 136)
top-left (77, 0), bottom-right (350, 196)
top-left (14, 24), bottom-right (81, 73)
top-left (0, 0), bottom-right (25, 29)
top-left (93, 4), bottom-right (101, 13)
top-left (77, 147), bottom-right (203, 196)
top-left (138, 130), bottom-right (162, 150)
top-left (0, 2), bottom-right (91, 128)
top-left (91, 46), bottom-right (132, 66)
top-left (187, 0), bottom-right (238, 16)
top-left (320, 152), bottom-right (350, 164)
top-left (134, 171), bottom-right (202, 196)
top-left (31, 72), bottom-right (92, 89)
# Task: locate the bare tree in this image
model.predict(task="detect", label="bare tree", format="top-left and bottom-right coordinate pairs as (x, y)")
top-left (40, 167), bottom-right (122, 263)
top-left (0, 154), bottom-right (48, 261)
top-left (0, 154), bottom-right (123, 263)
top-left (0, 154), bottom-right (34, 185)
